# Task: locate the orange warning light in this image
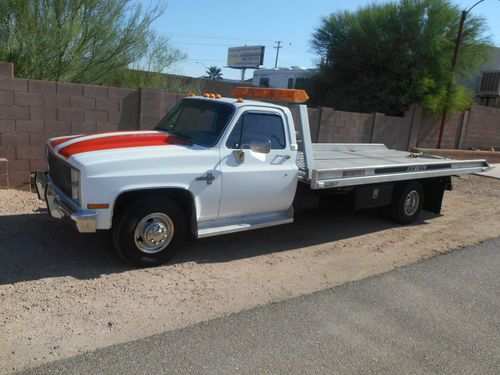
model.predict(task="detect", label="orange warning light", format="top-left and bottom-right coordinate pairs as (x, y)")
top-left (231, 87), bottom-right (309, 103)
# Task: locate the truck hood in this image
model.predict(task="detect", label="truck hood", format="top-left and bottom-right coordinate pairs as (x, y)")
top-left (49, 130), bottom-right (190, 159)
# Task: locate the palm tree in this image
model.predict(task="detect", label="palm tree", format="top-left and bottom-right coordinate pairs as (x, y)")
top-left (206, 66), bottom-right (223, 80)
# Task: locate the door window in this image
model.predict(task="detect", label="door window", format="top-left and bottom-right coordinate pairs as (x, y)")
top-left (226, 113), bottom-right (286, 150)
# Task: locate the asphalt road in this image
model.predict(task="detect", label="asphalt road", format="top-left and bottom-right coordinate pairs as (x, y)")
top-left (20, 238), bottom-right (500, 375)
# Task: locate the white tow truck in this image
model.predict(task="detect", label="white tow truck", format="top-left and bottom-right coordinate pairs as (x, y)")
top-left (35, 87), bottom-right (490, 266)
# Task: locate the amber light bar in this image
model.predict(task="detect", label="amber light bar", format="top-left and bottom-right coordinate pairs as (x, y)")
top-left (231, 87), bottom-right (309, 103)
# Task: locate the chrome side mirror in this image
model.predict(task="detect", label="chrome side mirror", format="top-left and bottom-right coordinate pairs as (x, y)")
top-left (250, 139), bottom-right (271, 154)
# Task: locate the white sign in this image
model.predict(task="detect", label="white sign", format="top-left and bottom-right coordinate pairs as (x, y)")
top-left (227, 46), bottom-right (265, 68)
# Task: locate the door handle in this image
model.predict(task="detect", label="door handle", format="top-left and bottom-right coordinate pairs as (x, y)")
top-left (196, 172), bottom-right (215, 185)
top-left (276, 155), bottom-right (291, 159)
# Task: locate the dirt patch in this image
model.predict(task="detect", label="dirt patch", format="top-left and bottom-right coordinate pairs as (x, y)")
top-left (1, 175), bottom-right (499, 373)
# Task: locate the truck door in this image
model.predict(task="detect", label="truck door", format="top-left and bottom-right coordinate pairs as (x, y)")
top-left (218, 108), bottom-right (298, 219)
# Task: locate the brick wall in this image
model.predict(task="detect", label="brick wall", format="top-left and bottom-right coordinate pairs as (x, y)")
top-left (1, 60), bottom-right (499, 190)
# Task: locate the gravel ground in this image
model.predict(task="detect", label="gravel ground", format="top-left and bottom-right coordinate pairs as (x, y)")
top-left (0, 175), bottom-right (499, 373)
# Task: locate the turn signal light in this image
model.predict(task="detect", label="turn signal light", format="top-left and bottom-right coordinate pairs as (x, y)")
top-left (231, 87), bottom-right (309, 103)
top-left (87, 203), bottom-right (109, 209)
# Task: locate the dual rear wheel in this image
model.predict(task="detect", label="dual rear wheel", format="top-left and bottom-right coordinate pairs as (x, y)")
top-left (388, 181), bottom-right (424, 224)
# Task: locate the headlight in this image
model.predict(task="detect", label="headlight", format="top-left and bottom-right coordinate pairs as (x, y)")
top-left (71, 168), bottom-right (81, 205)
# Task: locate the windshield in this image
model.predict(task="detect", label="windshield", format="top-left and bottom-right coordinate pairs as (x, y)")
top-left (155, 99), bottom-right (234, 147)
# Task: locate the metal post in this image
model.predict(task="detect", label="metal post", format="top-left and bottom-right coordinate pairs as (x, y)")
top-left (240, 68), bottom-right (246, 82)
top-left (437, 10), bottom-right (467, 149)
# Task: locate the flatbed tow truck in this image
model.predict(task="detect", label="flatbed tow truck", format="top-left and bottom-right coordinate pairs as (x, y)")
top-left (36, 87), bottom-right (490, 266)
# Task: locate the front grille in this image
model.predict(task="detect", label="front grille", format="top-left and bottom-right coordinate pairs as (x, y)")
top-left (48, 150), bottom-right (72, 197)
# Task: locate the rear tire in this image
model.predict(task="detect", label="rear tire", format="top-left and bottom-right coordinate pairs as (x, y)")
top-left (389, 181), bottom-right (424, 224)
top-left (112, 195), bottom-right (186, 267)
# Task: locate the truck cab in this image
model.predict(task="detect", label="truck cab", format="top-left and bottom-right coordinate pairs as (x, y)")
top-left (36, 93), bottom-right (303, 266)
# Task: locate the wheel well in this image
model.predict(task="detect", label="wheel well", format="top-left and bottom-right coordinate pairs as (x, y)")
top-left (113, 188), bottom-right (196, 234)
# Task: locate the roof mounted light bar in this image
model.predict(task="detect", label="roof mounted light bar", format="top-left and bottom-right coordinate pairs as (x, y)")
top-left (231, 87), bottom-right (309, 103)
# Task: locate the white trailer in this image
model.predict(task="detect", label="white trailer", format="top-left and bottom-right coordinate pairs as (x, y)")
top-left (252, 67), bottom-right (314, 89)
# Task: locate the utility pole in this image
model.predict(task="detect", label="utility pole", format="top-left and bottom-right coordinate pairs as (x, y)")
top-left (274, 41), bottom-right (282, 69)
top-left (437, 0), bottom-right (487, 149)
top-left (437, 10), bottom-right (467, 149)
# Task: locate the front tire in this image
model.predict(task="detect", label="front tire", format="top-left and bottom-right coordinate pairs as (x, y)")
top-left (113, 195), bottom-right (186, 267)
top-left (389, 181), bottom-right (424, 224)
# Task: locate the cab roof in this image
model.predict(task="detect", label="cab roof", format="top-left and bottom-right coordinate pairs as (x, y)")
top-left (184, 96), bottom-right (289, 110)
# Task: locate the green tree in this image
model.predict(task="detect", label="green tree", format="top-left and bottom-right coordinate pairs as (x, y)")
top-left (206, 66), bottom-right (223, 80)
top-left (115, 34), bottom-right (186, 89)
top-left (310, 0), bottom-right (492, 115)
top-left (0, 0), bottom-right (184, 86)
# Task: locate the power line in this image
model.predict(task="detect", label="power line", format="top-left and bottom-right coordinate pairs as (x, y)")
top-left (168, 32), bottom-right (276, 43)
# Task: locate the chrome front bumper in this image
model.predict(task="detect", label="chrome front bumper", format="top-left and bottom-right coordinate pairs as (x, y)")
top-left (35, 171), bottom-right (97, 233)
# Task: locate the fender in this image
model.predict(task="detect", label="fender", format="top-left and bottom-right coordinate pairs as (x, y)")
top-left (112, 186), bottom-right (198, 235)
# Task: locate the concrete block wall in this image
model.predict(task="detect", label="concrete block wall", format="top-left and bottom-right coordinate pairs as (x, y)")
top-left (372, 112), bottom-right (413, 151)
top-left (0, 158), bottom-right (8, 188)
top-left (1, 60), bottom-right (499, 190)
top-left (0, 62), bottom-right (141, 188)
top-left (462, 104), bottom-right (500, 149)
top-left (417, 112), bottom-right (463, 149)
top-left (317, 108), bottom-right (374, 144)
top-left (139, 89), bottom-right (181, 129)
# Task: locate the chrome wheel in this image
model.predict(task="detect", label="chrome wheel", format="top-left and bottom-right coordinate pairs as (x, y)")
top-left (404, 190), bottom-right (420, 216)
top-left (134, 213), bottom-right (174, 254)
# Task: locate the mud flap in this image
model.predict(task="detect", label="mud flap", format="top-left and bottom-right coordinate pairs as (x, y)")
top-left (422, 177), bottom-right (452, 214)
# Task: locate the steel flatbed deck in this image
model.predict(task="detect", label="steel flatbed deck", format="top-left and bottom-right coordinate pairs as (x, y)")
top-left (295, 105), bottom-right (491, 190)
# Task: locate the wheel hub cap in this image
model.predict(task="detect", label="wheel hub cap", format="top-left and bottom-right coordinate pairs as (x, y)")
top-left (404, 190), bottom-right (420, 216)
top-left (144, 222), bottom-right (168, 244)
top-left (134, 213), bottom-right (174, 254)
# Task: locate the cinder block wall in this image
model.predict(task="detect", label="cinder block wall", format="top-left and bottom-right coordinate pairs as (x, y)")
top-left (462, 105), bottom-right (500, 149)
top-left (0, 62), bottom-right (142, 189)
top-left (1, 60), bottom-right (499, 190)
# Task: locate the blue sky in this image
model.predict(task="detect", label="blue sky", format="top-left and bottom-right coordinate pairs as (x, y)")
top-left (140, 0), bottom-right (500, 80)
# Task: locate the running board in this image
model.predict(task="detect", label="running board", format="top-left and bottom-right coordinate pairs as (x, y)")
top-left (197, 210), bottom-right (293, 238)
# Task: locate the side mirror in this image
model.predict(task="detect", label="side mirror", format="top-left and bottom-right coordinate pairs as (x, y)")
top-left (250, 139), bottom-right (271, 154)
top-left (232, 149), bottom-right (245, 164)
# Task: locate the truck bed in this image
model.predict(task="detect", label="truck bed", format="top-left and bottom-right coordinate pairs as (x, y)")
top-left (298, 143), bottom-right (490, 189)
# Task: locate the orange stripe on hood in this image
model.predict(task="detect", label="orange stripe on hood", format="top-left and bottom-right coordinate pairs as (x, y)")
top-left (50, 135), bottom-right (83, 148)
top-left (58, 132), bottom-right (188, 158)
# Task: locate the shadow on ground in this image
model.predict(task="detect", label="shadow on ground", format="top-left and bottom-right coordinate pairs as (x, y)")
top-left (0, 205), bottom-right (436, 285)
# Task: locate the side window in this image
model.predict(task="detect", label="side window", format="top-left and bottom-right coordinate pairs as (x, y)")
top-left (259, 78), bottom-right (270, 87)
top-left (287, 78), bottom-right (294, 89)
top-left (226, 113), bottom-right (286, 150)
